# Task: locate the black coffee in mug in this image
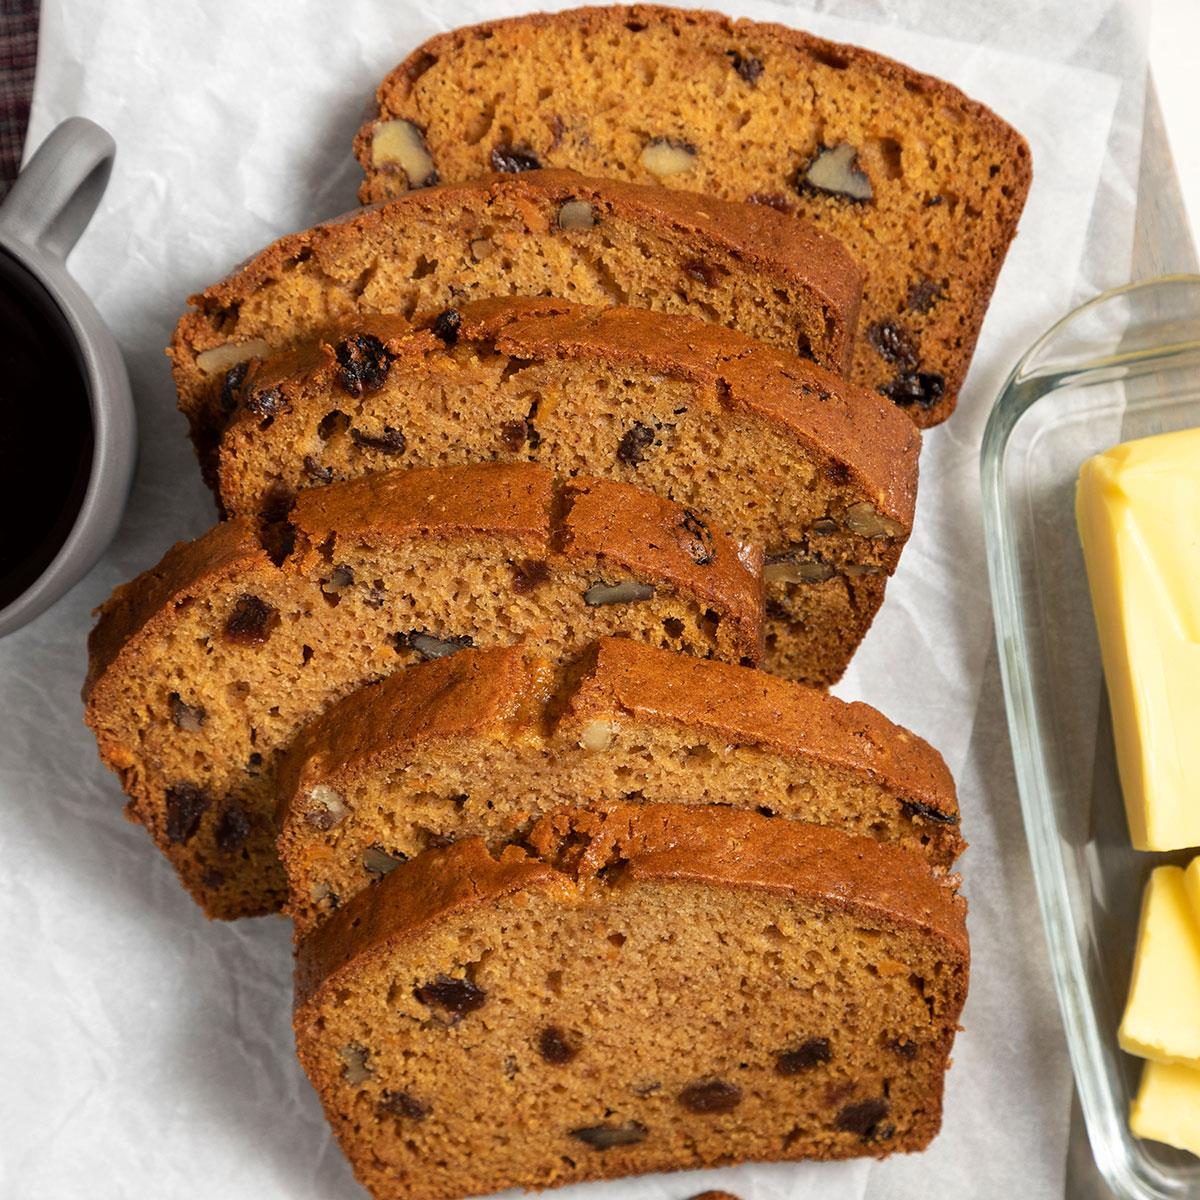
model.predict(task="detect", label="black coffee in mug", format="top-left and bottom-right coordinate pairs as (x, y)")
top-left (0, 117), bottom-right (134, 639)
top-left (0, 257), bottom-right (93, 610)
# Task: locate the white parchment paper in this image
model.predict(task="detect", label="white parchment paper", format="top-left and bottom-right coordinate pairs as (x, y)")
top-left (0, 2), bottom-right (1147, 1196)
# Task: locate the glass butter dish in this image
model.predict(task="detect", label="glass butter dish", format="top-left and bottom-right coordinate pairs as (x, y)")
top-left (981, 275), bottom-right (1200, 1200)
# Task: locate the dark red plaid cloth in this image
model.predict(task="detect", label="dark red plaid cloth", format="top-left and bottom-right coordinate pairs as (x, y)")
top-left (0, 0), bottom-right (37, 197)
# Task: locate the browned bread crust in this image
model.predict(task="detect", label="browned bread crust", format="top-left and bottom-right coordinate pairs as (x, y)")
top-left (83, 463), bottom-right (763, 919)
top-left (294, 804), bottom-right (969, 1198)
top-left (217, 298), bottom-right (919, 684)
top-left (290, 465), bottom-right (764, 646)
top-left (225, 299), bottom-right (917, 526)
top-left (277, 638), bottom-right (962, 934)
top-left (356, 5), bottom-right (1033, 426)
top-left (296, 803), bottom-right (969, 1000)
top-left (83, 518), bottom-right (268, 700)
top-left (169, 169), bottom-right (863, 485)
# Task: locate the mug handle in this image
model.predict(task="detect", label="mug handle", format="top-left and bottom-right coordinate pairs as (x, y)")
top-left (0, 116), bottom-right (115, 263)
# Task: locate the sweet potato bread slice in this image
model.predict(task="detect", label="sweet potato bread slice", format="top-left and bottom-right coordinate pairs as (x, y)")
top-left (218, 298), bottom-right (919, 684)
top-left (83, 463), bottom-right (762, 920)
top-left (355, 4), bottom-right (1032, 427)
top-left (277, 638), bottom-right (962, 935)
top-left (293, 804), bottom-right (969, 1200)
top-left (169, 169), bottom-right (862, 485)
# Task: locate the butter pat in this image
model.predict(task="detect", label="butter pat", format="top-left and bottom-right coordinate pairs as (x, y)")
top-left (1075, 429), bottom-right (1200, 850)
top-left (1131, 1060), bottom-right (1200, 1158)
top-left (1119, 865), bottom-right (1200, 1066)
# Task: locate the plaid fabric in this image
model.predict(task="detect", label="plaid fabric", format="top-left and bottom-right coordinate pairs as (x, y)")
top-left (0, 0), bottom-right (37, 197)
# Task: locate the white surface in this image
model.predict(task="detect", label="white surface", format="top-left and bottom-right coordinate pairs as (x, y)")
top-left (1150, 0), bottom-right (1200, 247)
top-left (0, 2), bottom-right (1146, 1198)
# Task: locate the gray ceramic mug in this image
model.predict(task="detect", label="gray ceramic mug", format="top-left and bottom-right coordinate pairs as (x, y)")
top-left (0, 117), bottom-right (135, 638)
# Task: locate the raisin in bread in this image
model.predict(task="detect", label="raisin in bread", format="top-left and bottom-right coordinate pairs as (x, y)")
top-left (277, 637), bottom-right (962, 935)
top-left (293, 803), bottom-right (969, 1200)
top-left (169, 169), bottom-right (862, 486)
top-left (217, 299), bottom-right (918, 684)
top-left (83, 463), bottom-right (762, 920)
top-left (356, 5), bottom-right (1032, 426)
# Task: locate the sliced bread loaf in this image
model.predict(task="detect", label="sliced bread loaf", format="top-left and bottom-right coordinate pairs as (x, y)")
top-left (169, 170), bottom-right (862, 485)
top-left (293, 803), bottom-right (969, 1200)
top-left (277, 638), bottom-right (962, 935)
top-left (83, 463), bottom-right (762, 919)
top-left (217, 299), bottom-right (919, 684)
top-left (355, 5), bottom-right (1032, 426)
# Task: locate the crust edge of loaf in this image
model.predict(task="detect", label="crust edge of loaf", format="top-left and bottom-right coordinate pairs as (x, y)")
top-left (217, 297), bottom-right (920, 533)
top-left (167, 167), bottom-right (865, 428)
top-left (293, 804), bottom-right (969, 1012)
top-left (273, 637), bottom-right (961, 845)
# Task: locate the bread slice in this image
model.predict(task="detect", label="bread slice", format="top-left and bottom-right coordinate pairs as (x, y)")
top-left (355, 5), bottom-right (1032, 426)
top-left (277, 637), bottom-right (963, 935)
top-left (293, 804), bottom-right (969, 1200)
top-left (216, 299), bottom-right (919, 684)
top-left (169, 169), bottom-right (862, 485)
top-left (83, 463), bottom-right (763, 919)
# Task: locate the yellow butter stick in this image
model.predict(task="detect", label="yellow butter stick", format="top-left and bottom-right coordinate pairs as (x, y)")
top-left (1120, 866), bottom-right (1200, 1067)
top-left (1075, 428), bottom-right (1200, 851)
top-left (1132, 1059), bottom-right (1200, 1158)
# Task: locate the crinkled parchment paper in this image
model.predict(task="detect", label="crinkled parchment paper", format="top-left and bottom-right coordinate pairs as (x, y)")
top-left (0, 1), bottom-right (1146, 1196)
